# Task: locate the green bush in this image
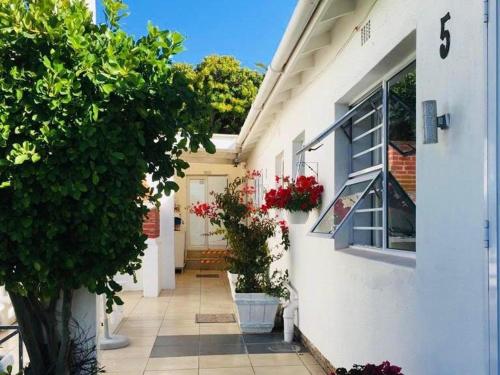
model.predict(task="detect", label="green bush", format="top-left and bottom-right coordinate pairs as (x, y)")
top-left (0, 0), bottom-right (213, 373)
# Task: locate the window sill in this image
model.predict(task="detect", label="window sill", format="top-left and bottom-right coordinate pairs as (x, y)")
top-left (336, 245), bottom-right (416, 268)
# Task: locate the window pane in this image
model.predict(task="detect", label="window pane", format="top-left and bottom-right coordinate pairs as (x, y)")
top-left (312, 173), bottom-right (381, 235)
top-left (387, 62), bottom-right (416, 251)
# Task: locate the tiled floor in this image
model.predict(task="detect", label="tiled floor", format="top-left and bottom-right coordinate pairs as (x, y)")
top-left (99, 270), bottom-right (327, 375)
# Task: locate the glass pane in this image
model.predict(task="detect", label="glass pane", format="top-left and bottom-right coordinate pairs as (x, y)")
top-left (207, 176), bottom-right (228, 248)
top-left (387, 173), bottom-right (416, 251)
top-left (352, 177), bottom-right (383, 248)
top-left (387, 62), bottom-right (416, 251)
top-left (189, 179), bottom-right (207, 247)
top-left (349, 91), bottom-right (383, 174)
top-left (313, 174), bottom-right (380, 235)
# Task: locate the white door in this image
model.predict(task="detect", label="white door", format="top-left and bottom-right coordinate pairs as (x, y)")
top-left (188, 176), bottom-right (228, 250)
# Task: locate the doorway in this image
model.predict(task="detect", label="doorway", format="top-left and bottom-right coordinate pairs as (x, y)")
top-left (187, 176), bottom-right (228, 250)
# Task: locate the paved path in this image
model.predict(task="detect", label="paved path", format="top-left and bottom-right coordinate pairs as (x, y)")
top-left (99, 270), bottom-right (326, 375)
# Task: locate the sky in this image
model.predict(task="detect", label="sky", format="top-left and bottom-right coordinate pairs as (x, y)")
top-left (96, 1), bottom-right (297, 69)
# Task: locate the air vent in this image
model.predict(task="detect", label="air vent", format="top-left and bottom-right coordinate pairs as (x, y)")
top-left (361, 20), bottom-right (371, 46)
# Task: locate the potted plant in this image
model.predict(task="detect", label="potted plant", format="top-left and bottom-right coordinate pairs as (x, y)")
top-left (264, 175), bottom-right (324, 224)
top-left (191, 171), bottom-right (290, 333)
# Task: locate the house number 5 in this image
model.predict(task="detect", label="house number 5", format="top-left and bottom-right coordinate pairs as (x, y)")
top-left (440, 12), bottom-right (451, 59)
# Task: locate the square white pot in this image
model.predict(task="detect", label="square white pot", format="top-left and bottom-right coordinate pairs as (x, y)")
top-left (234, 292), bottom-right (280, 333)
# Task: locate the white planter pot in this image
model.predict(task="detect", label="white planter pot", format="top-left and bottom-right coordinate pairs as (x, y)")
top-left (286, 211), bottom-right (309, 225)
top-left (234, 293), bottom-right (280, 333)
top-left (227, 271), bottom-right (238, 299)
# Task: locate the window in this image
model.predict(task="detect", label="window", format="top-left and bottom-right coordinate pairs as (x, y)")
top-left (310, 62), bottom-right (416, 252)
top-left (292, 132), bottom-right (306, 179)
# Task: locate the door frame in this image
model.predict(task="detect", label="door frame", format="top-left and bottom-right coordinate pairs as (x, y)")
top-left (487, 1), bottom-right (499, 373)
top-left (186, 175), bottom-right (228, 251)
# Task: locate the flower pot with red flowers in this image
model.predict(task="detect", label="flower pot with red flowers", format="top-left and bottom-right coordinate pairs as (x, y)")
top-left (264, 175), bottom-right (324, 224)
top-left (190, 171), bottom-right (290, 333)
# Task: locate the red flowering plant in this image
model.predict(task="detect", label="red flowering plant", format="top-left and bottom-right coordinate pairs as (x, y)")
top-left (264, 175), bottom-right (324, 212)
top-left (190, 170), bottom-right (290, 298)
top-left (334, 361), bottom-right (403, 375)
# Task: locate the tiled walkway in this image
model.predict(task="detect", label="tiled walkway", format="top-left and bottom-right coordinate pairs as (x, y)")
top-left (99, 270), bottom-right (326, 375)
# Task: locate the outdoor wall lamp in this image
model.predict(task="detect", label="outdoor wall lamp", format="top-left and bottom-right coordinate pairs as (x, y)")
top-left (422, 100), bottom-right (450, 144)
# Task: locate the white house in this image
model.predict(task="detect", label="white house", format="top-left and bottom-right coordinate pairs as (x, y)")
top-left (233, 0), bottom-right (500, 374)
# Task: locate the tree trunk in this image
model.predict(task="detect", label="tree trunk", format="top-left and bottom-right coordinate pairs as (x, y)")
top-left (10, 290), bottom-right (75, 375)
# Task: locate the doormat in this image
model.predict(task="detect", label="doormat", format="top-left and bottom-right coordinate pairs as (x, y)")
top-left (196, 313), bottom-right (236, 323)
top-left (195, 274), bottom-right (220, 278)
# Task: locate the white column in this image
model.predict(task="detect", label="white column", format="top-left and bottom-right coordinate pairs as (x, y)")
top-left (159, 193), bottom-right (176, 289)
top-left (142, 238), bottom-right (161, 297)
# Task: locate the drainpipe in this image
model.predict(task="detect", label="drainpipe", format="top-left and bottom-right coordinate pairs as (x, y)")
top-left (237, 0), bottom-right (322, 150)
top-left (283, 283), bottom-right (299, 343)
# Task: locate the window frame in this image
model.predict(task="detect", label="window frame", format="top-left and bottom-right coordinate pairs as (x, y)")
top-left (310, 170), bottom-right (382, 238)
top-left (308, 60), bottom-right (416, 253)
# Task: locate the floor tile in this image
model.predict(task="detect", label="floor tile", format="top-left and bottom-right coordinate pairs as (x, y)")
top-left (298, 353), bottom-right (319, 365)
top-left (253, 365), bottom-right (310, 375)
top-left (150, 345), bottom-right (200, 358)
top-left (146, 356), bottom-right (199, 371)
top-left (246, 342), bottom-right (306, 354)
top-left (117, 326), bottom-right (160, 337)
top-left (98, 345), bottom-right (152, 360)
top-left (141, 369), bottom-right (198, 375)
top-left (199, 343), bottom-right (247, 356)
top-left (101, 357), bottom-right (148, 372)
top-left (243, 333), bottom-right (284, 344)
top-left (199, 334), bottom-right (244, 346)
top-left (144, 371), bottom-right (198, 375)
top-left (199, 367), bottom-right (255, 375)
top-left (306, 364), bottom-right (328, 374)
top-left (199, 354), bottom-right (251, 368)
top-left (250, 353), bottom-right (303, 367)
top-left (154, 335), bottom-right (200, 347)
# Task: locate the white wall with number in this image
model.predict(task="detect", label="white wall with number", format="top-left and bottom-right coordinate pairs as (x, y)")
top-left (244, 0), bottom-right (488, 374)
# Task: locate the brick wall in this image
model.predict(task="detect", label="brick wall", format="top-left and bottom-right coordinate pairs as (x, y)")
top-left (388, 146), bottom-right (416, 200)
top-left (143, 207), bottom-right (160, 238)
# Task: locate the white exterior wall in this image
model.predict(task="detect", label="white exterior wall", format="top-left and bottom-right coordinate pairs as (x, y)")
top-left (245, 0), bottom-right (487, 374)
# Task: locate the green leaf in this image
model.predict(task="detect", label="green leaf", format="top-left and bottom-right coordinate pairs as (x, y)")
top-left (0, 181), bottom-right (11, 188)
top-left (33, 262), bottom-right (41, 271)
top-left (14, 155), bottom-right (29, 165)
top-left (92, 172), bottom-right (99, 185)
top-left (102, 84), bottom-right (114, 94)
top-left (111, 151), bottom-right (125, 160)
top-left (31, 153), bottom-right (41, 163)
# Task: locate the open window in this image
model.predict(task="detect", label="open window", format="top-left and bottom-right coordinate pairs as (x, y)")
top-left (311, 171), bottom-right (382, 237)
top-left (302, 62), bottom-right (416, 252)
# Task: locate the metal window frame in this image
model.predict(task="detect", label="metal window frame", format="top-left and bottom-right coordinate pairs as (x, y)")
top-left (310, 170), bottom-right (382, 238)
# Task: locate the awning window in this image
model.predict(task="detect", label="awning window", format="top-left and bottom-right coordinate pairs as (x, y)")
top-left (311, 171), bottom-right (382, 237)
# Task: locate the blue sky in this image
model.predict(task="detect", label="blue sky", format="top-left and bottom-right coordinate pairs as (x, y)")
top-left (96, 1), bottom-right (297, 69)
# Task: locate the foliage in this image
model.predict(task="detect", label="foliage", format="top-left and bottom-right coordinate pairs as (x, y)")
top-left (0, 0), bottom-right (213, 373)
top-left (335, 361), bottom-right (404, 375)
top-left (190, 171), bottom-right (289, 298)
top-left (174, 55), bottom-right (263, 135)
top-left (264, 175), bottom-right (324, 212)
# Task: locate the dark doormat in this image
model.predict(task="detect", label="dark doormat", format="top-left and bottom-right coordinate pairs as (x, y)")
top-left (196, 274), bottom-right (220, 278)
top-left (196, 313), bottom-right (236, 323)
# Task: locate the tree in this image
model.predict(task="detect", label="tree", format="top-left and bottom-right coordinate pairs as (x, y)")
top-left (0, 0), bottom-right (214, 373)
top-left (175, 55), bottom-right (263, 135)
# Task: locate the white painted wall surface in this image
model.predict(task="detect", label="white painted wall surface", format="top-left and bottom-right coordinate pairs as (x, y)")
top-left (415, 1), bottom-right (488, 373)
top-left (244, 0), bottom-right (487, 373)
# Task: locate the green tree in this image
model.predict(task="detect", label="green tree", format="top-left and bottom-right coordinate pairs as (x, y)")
top-left (0, 0), bottom-right (213, 373)
top-left (175, 55), bottom-right (263, 135)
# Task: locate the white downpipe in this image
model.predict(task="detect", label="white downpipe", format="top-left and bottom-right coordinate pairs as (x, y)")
top-left (283, 284), bottom-right (299, 343)
top-left (237, 0), bottom-right (321, 148)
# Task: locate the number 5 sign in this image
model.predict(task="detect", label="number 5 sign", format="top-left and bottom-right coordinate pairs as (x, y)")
top-left (440, 12), bottom-right (451, 59)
